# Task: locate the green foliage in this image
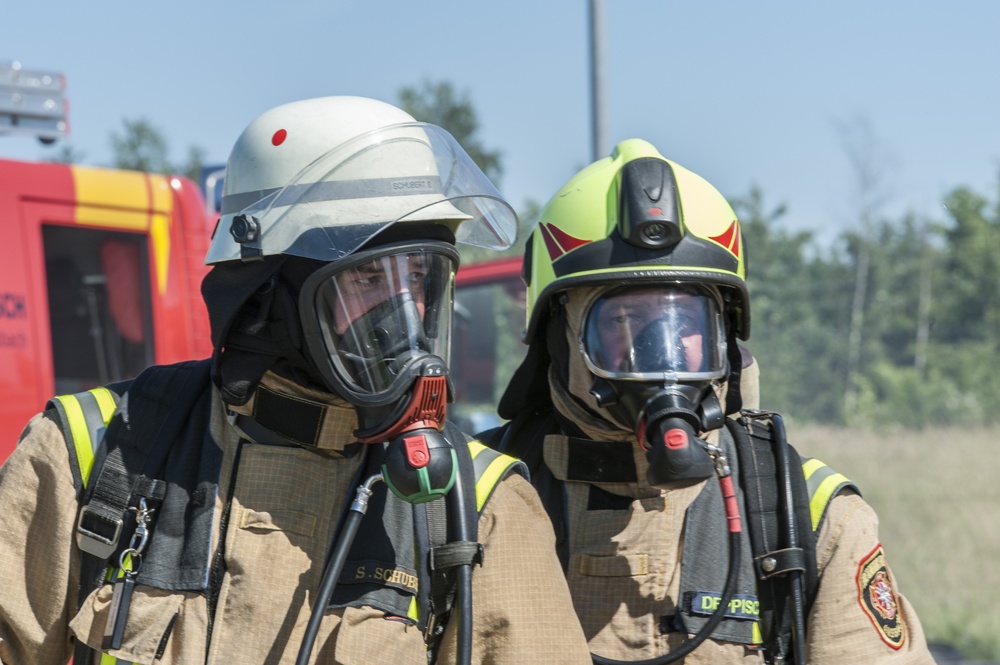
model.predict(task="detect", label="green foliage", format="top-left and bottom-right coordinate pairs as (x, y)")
top-left (44, 144), bottom-right (86, 164)
top-left (398, 79), bottom-right (534, 267)
top-left (398, 79), bottom-right (503, 186)
top-left (109, 118), bottom-right (205, 179)
top-left (110, 118), bottom-right (172, 173)
top-left (732, 169), bottom-right (1000, 429)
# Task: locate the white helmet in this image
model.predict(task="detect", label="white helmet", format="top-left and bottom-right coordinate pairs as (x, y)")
top-left (205, 96), bottom-right (517, 265)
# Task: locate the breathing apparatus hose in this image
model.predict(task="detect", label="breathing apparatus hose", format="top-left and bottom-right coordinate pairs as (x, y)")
top-left (447, 464), bottom-right (474, 663)
top-left (295, 473), bottom-right (383, 665)
top-left (591, 472), bottom-right (744, 665)
top-left (771, 414), bottom-right (808, 665)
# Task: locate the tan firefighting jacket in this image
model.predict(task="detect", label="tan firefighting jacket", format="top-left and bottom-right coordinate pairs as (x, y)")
top-left (543, 430), bottom-right (936, 664)
top-left (0, 373), bottom-right (592, 665)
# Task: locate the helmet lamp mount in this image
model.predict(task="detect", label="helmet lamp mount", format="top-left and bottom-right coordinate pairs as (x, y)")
top-left (617, 157), bottom-right (685, 250)
top-left (230, 214), bottom-right (264, 262)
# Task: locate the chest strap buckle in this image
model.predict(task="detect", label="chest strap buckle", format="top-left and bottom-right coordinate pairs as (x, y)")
top-left (76, 504), bottom-right (123, 560)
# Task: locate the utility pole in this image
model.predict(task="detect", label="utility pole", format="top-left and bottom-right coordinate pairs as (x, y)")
top-left (588, 0), bottom-right (609, 162)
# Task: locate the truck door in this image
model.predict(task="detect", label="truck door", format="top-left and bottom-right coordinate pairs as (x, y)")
top-left (43, 225), bottom-right (154, 395)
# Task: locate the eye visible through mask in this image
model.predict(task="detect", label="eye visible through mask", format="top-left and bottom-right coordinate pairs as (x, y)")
top-left (582, 284), bottom-right (727, 382)
top-left (299, 242), bottom-right (457, 406)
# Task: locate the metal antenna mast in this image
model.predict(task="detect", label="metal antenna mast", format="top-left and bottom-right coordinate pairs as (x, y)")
top-left (588, 0), bottom-right (609, 162)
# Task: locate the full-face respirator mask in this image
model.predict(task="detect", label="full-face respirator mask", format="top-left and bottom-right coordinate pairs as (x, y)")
top-left (582, 283), bottom-right (730, 488)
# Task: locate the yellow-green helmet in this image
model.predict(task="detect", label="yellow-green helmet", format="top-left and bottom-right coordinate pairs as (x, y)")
top-left (523, 139), bottom-right (749, 343)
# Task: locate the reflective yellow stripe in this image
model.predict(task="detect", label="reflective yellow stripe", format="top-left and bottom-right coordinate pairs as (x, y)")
top-left (54, 395), bottom-right (96, 489)
top-left (90, 387), bottom-right (118, 424)
top-left (751, 620), bottom-right (762, 645)
top-left (803, 458), bottom-right (852, 531)
top-left (55, 388), bottom-right (118, 489)
top-left (468, 442), bottom-right (519, 512)
top-left (808, 471), bottom-right (851, 531)
top-left (407, 595), bottom-right (419, 622)
top-left (801, 458), bottom-right (825, 480)
top-left (99, 653), bottom-right (137, 665)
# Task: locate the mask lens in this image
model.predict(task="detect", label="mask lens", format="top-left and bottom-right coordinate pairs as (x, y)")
top-left (308, 249), bottom-right (454, 396)
top-left (583, 285), bottom-right (725, 380)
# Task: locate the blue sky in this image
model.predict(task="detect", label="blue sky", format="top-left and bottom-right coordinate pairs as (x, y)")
top-left (3, 1), bottom-right (998, 246)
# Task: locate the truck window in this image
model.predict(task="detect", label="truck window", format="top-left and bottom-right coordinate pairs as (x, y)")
top-left (43, 225), bottom-right (154, 394)
top-left (450, 275), bottom-right (526, 433)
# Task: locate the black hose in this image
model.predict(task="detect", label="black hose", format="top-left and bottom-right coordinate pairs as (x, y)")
top-left (591, 519), bottom-right (742, 665)
top-left (770, 414), bottom-right (807, 665)
top-left (295, 475), bottom-right (380, 665)
top-left (447, 463), bottom-right (474, 664)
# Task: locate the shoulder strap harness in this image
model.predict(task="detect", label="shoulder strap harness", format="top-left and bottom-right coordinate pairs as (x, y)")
top-left (726, 412), bottom-right (858, 663)
top-left (484, 407), bottom-right (857, 664)
top-left (53, 379), bottom-right (525, 664)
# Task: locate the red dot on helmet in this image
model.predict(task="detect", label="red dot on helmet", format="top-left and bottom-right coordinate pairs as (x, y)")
top-left (648, 207), bottom-right (663, 216)
top-left (272, 129), bottom-right (288, 146)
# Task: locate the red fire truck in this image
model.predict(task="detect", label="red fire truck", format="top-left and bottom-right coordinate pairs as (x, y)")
top-left (0, 158), bottom-right (215, 459)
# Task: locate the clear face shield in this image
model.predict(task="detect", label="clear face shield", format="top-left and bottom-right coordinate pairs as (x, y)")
top-left (206, 122), bottom-right (518, 265)
top-left (299, 242), bottom-right (457, 408)
top-left (582, 284), bottom-right (727, 383)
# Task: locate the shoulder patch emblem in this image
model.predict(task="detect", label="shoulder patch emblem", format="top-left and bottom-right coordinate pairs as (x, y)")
top-left (856, 544), bottom-right (906, 649)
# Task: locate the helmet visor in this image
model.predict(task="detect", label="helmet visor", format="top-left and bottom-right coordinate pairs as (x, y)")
top-left (301, 247), bottom-right (455, 400)
top-left (208, 122), bottom-right (517, 265)
top-left (582, 285), bottom-right (726, 382)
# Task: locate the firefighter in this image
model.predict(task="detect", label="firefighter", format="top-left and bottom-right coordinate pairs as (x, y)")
top-left (480, 139), bottom-right (936, 664)
top-left (0, 96), bottom-right (591, 665)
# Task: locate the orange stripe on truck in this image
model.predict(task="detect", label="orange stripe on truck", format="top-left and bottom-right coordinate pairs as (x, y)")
top-left (69, 165), bottom-right (173, 294)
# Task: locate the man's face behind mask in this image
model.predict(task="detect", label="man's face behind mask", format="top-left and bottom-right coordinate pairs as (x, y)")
top-left (300, 244), bottom-right (457, 402)
top-left (582, 284), bottom-right (727, 383)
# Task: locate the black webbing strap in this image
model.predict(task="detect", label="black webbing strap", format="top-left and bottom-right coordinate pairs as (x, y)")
top-left (75, 360), bottom-right (212, 561)
top-left (728, 415), bottom-right (818, 664)
top-left (423, 423), bottom-right (483, 656)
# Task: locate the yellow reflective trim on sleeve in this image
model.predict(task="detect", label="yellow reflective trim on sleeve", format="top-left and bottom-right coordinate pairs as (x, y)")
top-left (809, 471), bottom-right (852, 531)
top-left (54, 395), bottom-right (96, 490)
top-left (803, 457), bottom-right (852, 531)
top-left (752, 620), bottom-right (762, 645)
top-left (801, 457), bottom-right (825, 481)
top-left (468, 442), bottom-right (519, 512)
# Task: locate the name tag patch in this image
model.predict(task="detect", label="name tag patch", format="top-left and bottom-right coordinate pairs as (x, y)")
top-left (341, 559), bottom-right (419, 594)
top-left (690, 591), bottom-right (760, 621)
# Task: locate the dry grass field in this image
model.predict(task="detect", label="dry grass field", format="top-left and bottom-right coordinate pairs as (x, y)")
top-left (789, 424), bottom-right (1000, 661)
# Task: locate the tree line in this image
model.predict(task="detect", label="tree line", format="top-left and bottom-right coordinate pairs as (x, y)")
top-left (734, 176), bottom-right (1000, 428)
top-left (42, 81), bottom-right (998, 428)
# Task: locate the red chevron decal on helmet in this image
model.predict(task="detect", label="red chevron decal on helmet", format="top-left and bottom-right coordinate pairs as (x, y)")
top-left (540, 222), bottom-right (591, 261)
top-left (709, 220), bottom-right (741, 258)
